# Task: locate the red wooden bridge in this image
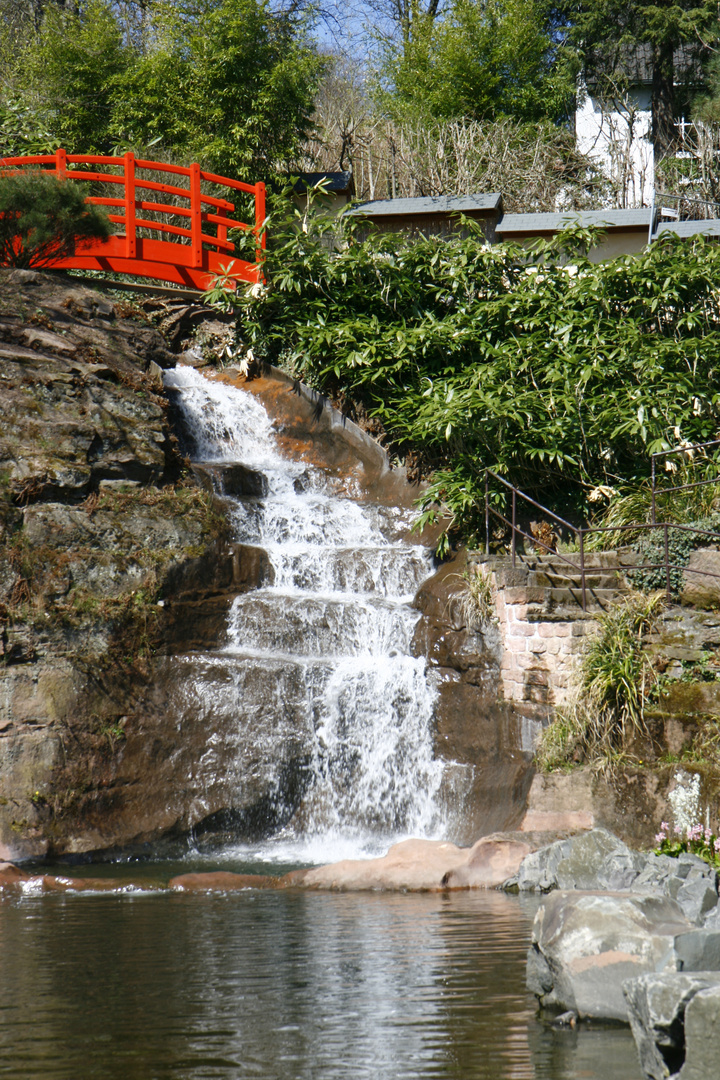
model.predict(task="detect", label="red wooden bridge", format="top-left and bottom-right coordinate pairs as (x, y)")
top-left (0, 149), bottom-right (266, 291)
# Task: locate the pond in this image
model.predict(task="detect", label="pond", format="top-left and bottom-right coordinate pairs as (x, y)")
top-left (0, 863), bottom-right (642, 1080)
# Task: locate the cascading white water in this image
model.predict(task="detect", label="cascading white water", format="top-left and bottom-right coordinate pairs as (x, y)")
top-left (164, 367), bottom-right (448, 862)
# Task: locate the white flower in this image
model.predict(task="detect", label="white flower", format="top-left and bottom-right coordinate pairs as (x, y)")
top-left (588, 485), bottom-right (616, 503)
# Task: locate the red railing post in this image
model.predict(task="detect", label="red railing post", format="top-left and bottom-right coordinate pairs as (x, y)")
top-left (55, 147), bottom-right (67, 180)
top-left (255, 181), bottom-right (266, 278)
top-left (190, 163), bottom-right (202, 268)
top-left (124, 152), bottom-right (136, 260)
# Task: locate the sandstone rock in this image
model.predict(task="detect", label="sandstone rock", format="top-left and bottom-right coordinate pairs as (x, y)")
top-left (440, 836), bottom-right (533, 888)
top-left (622, 972), bottom-right (720, 1080)
top-left (520, 809), bottom-right (594, 832)
top-left (527, 890), bottom-right (693, 1021)
top-left (169, 871), bottom-right (279, 891)
top-left (0, 862), bottom-right (31, 888)
top-left (680, 984), bottom-right (720, 1079)
top-left (284, 838), bottom-right (470, 891)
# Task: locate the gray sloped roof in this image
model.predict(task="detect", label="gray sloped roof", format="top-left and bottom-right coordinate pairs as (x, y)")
top-left (496, 208), bottom-right (652, 234)
top-left (294, 172), bottom-right (353, 194)
top-left (655, 219), bottom-right (720, 238)
top-left (351, 193), bottom-right (502, 217)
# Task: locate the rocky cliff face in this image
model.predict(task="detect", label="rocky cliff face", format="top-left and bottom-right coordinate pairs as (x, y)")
top-left (0, 269), bottom-right (245, 860)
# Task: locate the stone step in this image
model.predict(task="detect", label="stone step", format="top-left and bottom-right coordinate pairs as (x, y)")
top-left (521, 550), bottom-right (642, 571)
top-left (528, 570), bottom-right (628, 590)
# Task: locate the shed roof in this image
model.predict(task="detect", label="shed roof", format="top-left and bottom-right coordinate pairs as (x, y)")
top-left (294, 171), bottom-right (353, 195)
top-left (496, 208), bottom-right (652, 234)
top-left (655, 219), bottom-right (720, 238)
top-left (351, 193), bottom-right (502, 217)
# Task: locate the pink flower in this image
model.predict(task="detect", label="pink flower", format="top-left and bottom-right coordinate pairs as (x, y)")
top-left (688, 824), bottom-right (704, 842)
top-left (660, 821), bottom-right (670, 834)
top-left (705, 829), bottom-right (713, 843)
top-left (714, 838), bottom-right (720, 854)
top-left (674, 824), bottom-right (684, 835)
top-left (655, 833), bottom-right (666, 844)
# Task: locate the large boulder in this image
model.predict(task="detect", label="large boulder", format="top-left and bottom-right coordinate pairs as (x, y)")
top-left (515, 828), bottom-right (644, 892)
top-left (623, 972), bottom-right (720, 1080)
top-left (284, 834), bottom-right (535, 891)
top-left (527, 890), bottom-right (693, 1021)
top-left (511, 829), bottom-right (719, 926)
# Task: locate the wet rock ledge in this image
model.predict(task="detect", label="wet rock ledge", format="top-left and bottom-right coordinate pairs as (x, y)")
top-left (0, 269), bottom-right (249, 860)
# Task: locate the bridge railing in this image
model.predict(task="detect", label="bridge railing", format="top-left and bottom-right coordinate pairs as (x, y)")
top-left (0, 148), bottom-right (266, 290)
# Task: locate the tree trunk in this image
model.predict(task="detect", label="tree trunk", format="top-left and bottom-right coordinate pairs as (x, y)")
top-left (652, 40), bottom-right (676, 162)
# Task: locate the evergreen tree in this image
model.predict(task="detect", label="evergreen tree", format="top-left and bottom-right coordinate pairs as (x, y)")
top-left (554, 0), bottom-right (718, 159)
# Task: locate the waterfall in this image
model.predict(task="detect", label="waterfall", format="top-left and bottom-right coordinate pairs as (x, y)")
top-left (164, 367), bottom-right (448, 863)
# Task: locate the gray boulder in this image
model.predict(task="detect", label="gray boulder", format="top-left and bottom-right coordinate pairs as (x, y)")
top-left (512, 830), bottom-right (718, 926)
top-left (680, 984), bottom-right (720, 1079)
top-left (674, 930), bottom-right (720, 973)
top-left (623, 972), bottom-right (720, 1080)
top-left (528, 890), bottom-right (693, 1021)
top-left (515, 828), bottom-right (641, 892)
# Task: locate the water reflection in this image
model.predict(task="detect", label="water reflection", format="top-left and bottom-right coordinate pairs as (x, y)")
top-left (0, 888), bottom-right (641, 1079)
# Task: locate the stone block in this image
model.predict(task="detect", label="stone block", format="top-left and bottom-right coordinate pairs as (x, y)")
top-left (529, 638), bottom-right (547, 654)
top-left (541, 622), bottom-right (571, 638)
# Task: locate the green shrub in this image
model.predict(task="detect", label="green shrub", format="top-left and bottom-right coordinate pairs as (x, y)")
top-left (536, 592), bottom-right (665, 769)
top-left (213, 192), bottom-right (720, 552)
top-left (0, 170), bottom-right (111, 269)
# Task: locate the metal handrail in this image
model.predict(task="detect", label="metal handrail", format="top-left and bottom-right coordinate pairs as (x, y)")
top-left (485, 468), bottom-right (720, 611)
top-left (651, 438), bottom-right (720, 524)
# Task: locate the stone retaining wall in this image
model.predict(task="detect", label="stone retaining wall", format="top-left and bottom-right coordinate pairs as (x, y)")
top-left (494, 586), bottom-right (594, 713)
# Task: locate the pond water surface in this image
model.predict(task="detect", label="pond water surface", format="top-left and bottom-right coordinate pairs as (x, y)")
top-left (0, 862), bottom-right (643, 1080)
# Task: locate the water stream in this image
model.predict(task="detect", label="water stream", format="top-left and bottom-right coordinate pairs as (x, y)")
top-left (0, 369), bottom-right (645, 1080)
top-left (164, 367), bottom-right (448, 862)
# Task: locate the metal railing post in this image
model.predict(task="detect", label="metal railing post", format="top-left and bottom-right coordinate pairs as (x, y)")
top-left (123, 152), bottom-right (136, 260)
top-left (511, 489), bottom-right (517, 568)
top-left (651, 453), bottom-right (657, 524)
top-left (579, 529), bottom-right (587, 611)
top-left (663, 523), bottom-right (671, 601)
top-left (485, 471), bottom-right (490, 556)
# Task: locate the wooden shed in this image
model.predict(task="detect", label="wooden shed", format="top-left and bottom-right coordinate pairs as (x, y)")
top-left (495, 208), bottom-right (654, 261)
top-left (349, 193), bottom-right (503, 241)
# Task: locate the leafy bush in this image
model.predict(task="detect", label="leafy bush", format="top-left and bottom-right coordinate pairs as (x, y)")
top-left (0, 171), bottom-right (111, 269)
top-left (220, 195), bottom-right (720, 550)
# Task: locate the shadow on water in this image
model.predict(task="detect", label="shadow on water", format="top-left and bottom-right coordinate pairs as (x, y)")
top-left (0, 887), bottom-right (642, 1080)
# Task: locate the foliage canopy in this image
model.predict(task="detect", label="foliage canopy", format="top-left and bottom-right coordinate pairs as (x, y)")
top-left (225, 197), bottom-right (720, 550)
